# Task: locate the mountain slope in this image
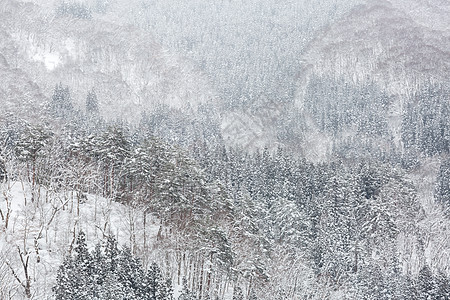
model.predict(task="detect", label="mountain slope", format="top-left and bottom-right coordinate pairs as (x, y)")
top-left (293, 0), bottom-right (450, 161)
top-left (0, 0), bottom-right (217, 122)
top-left (298, 0), bottom-right (449, 95)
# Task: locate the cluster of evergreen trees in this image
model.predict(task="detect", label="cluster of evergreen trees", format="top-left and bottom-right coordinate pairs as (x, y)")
top-left (49, 83), bottom-right (99, 118)
top-left (192, 143), bottom-right (426, 295)
top-left (0, 85), bottom-right (234, 298)
top-left (54, 0), bottom-right (113, 19)
top-left (54, 232), bottom-right (174, 300)
top-left (55, 1), bottom-right (93, 19)
top-left (304, 75), bottom-right (390, 137)
top-left (302, 76), bottom-right (450, 167)
top-left (402, 83), bottom-right (450, 156)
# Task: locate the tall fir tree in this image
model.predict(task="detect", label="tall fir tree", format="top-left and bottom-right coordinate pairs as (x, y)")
top-left (86, 89), bottom-right (100, 116)
top-left (50, 83), bottom-right (73, 118)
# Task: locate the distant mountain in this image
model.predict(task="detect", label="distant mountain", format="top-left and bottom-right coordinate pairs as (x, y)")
top-left (298, 0), bottom-right (449, 94)
top-left (95, 0), bottom-right (363, 152)
top-left (294, 0), bottom-right (450, 161)
top-left (0, 27), bottom-right (47, 120)
top-left (0, 0), bottom-right (217, 122)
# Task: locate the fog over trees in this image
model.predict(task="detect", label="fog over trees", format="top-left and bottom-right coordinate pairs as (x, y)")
top-left (0, 0), bottom-right (449, 299)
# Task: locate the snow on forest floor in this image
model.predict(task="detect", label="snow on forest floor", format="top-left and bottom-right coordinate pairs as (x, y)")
top-left (0, 180), bottom-right (162, 299)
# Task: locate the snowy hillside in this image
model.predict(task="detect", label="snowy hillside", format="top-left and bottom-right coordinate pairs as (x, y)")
top-left (0, 180), bottom-right (161, 298)
top-left (293, 0), bottom-right (450, 161)
top-left (298, 0), bottom-right (449, 95)
top-left (1, 0), bottom-right (450, 299)
top-left (94, 0), bottom-right (365, 151)
top-left (0, 0), bottom-right (217, 122)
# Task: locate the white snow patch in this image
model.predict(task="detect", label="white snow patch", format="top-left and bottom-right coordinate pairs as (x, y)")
top-left (11, 31), bottom-right (63, 71)
top-left (64, 38), bottom-right (78, 60)
top-left (32, 51), bottom-right (61, 71)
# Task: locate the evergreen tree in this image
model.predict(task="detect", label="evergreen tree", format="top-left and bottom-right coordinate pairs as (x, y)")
top-left (54, 257), bottom-right (77, 300)
top-left (15, 125), bottom-right (52, 167)
top-left (86, 89), bottom-right (100, 116)
top-left (248, 289), bottom-right (258, 300)
top-left (417, 265), bottom-right (436, 299)
top-left (15, 124), bottom-right (52, 201)
top-left (97, 125), bottom-right (131, 197)
top-left (56, 1), bottom-right (93, 19)
top-left (144, 262), bottom-right (173, 300)
top-left (104, 234), bottom-right (119, 272)
top-left (402, 83), bottom-right (450, 156)
top-left (91, 243), bottom-right (106, 286)
top-left (95, 0), bottom-right (110, 13)
top-left (50, 83), bottom-right (73, 118)
top-left (117, 246), bottom-right (145, 297)
top-left (435, 271), bottom-right (450, 299)
top-left (54, 231), bottom-right (95, 300)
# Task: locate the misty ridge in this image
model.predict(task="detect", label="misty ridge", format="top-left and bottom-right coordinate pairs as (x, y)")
top-left (0, 0), bottom-right (449, 299)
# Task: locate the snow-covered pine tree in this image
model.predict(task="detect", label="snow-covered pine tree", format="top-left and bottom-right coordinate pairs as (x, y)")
top-left (417, 265), bottom-right (436, 299)
top-left (53, 257), bottom-right (78, 300)
top-left (97, 125), bottom-right (131, 197)
top-left (104, 234), bottom-right (119, 272)
top-left (117, 246), bottom-right (146, 297)
top-left (0, 154), bottom-right (6, 182)
top-left (86, 89), bottom-right (100, 117)
top-left (54, 232), bottom-right (174, 299)
top-left (50, 83), bottom-right (73, 118)
top-left (144, 261), bottom-right (173, 300)
top-left (54, 231), bottom-right (95, 299)
top-left (55, 1), bottom-right (92, 19)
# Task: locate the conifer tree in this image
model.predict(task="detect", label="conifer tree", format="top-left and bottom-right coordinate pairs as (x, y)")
top-left (104, 234), bottom-right (119, 272)
top-left (50, 83), bottom-right (73, 118)
top-left (417, 265), bottom-right (436, 299)
top-left (54, 231), bottom-right (94, 299)
top-left (145, 262), bottom-right (173, 300)
top-left (86, 89), bottom-right (100, 116)
top-left (117, 246), bottom-right (145, 297)
top-left (248, 289), bottom-right (258, 300)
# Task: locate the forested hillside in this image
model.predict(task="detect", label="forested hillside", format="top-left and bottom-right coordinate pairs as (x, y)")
top-left (1, 0), bottom-right (450, 299)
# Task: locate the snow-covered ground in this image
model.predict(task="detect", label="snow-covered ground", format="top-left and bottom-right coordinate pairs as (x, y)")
top-left (0, 180), bottom-right (162, 299)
